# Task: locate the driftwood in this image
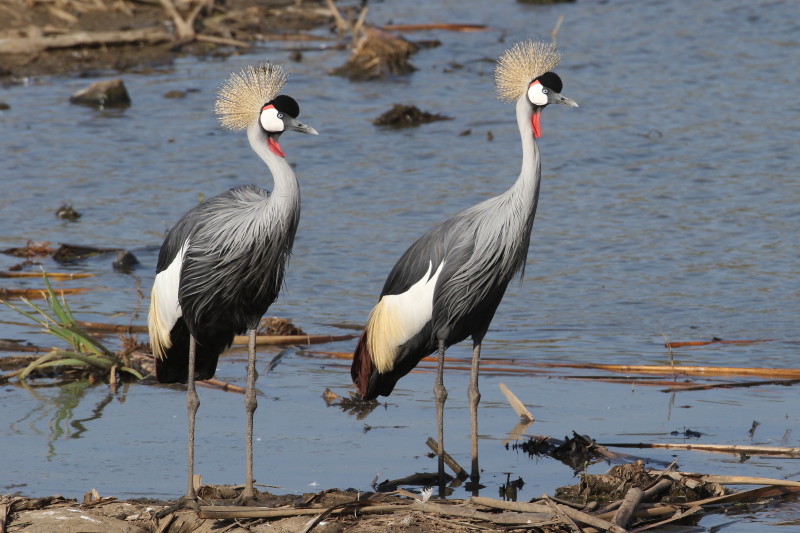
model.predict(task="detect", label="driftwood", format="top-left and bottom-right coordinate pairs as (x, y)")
top-left (498, 382), bottom-right (534, 422)
top-left (603, 442), bottom-right (800, 457)
top-left (611, 487), bottom-right (644, 528)
top-left (0, 27), bottom-right (171, 55)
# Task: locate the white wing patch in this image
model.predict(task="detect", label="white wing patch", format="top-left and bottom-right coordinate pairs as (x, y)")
top-left (367, 260), bottom-right (445, 373)
top-left (148, 240), bottom-right (186, 360)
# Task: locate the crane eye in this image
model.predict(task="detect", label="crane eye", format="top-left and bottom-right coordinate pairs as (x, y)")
top-left (542, 88), bottom-right (549, 94)
top-left (277, 113), bottom-right (284, 119)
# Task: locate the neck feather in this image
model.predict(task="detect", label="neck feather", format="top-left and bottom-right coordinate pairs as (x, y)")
top-left (247, 123), bottom-right (300, 200)
top-left (512, 96), bottom-right (541, 199)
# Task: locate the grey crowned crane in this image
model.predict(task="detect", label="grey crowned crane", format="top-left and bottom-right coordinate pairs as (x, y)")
top-left (148, 63), bottom-right (317, 503)
top-left (350, 41), bottom-right (577, 486)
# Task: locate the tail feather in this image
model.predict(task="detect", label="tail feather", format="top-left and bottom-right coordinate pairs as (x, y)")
top-left (350, 330), bottom-right (376, 399)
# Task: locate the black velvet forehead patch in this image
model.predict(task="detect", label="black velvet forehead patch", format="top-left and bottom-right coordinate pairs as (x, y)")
top-left (535, 72), bottom-right (563, 93)
top-left (268, 95), bottom-right (300, 118)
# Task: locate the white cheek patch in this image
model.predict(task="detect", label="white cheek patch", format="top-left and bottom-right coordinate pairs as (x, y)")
top-left (259, 107), bottom-right (285, 133)
top-left (527, 83), bottom-right (548, 106)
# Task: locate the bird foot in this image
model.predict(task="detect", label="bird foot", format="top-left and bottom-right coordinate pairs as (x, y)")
top-left (233, 490), bottom-right (258, 506)
top-left (155, 496), bottom-right (199, 518)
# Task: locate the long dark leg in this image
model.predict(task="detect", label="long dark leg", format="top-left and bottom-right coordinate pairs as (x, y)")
top-left (434, 339), bottom-right (448, 491)
top-left (185, 335), bottom-right (199, 501)
top-left (242, 328), bottom-right (259, 500)
top-left (468, 341), bottom-right (482, 485)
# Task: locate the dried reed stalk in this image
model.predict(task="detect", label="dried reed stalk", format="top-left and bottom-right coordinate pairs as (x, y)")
top-left (600, 442), bottom-right (800, 457)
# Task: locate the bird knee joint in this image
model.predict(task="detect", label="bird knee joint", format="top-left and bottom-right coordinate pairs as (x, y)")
top-left (245, 394), bottom-right (258, 411)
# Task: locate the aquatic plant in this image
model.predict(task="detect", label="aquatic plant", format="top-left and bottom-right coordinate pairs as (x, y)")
top-left (0, 271), bottom-right (143, 381)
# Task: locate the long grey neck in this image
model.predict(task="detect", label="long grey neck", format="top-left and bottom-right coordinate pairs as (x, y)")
top-left (509, 96), bottom-right (541, 218)
top-left (247, 123), bottom-right (300, 210)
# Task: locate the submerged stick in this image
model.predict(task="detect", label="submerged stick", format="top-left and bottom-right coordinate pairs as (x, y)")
top-left (0, 272), bottom-right (94, 280)
top-left (548, 363), bottom-right (800, 379)
top-left (77, 321), bottom-right (147, 334)
top-left (380, 23), bottom-right (487, 32)
top-left (0, 287), bottom-right (88, 299)
top-left (232, 333), bottom-right (357, 346)
top-left (665, 339), bottom-right (773, 348)
top-left (426, 437), bottom-right (469, 480)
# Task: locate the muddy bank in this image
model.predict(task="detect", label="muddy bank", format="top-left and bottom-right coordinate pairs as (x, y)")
top-left (0, 0), bottom-right (332, 81)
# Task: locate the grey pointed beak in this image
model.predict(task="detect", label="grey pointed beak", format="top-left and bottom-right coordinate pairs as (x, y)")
top-left (285, 116), bottom-right (319, 135)
top-left (554, 92), bottom-right (579, 108)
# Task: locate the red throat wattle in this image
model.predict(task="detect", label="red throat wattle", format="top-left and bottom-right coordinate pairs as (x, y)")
top-left (530, 109), bottom-right (542, 139)
top-left (268, 137), bottom-right (286, 157)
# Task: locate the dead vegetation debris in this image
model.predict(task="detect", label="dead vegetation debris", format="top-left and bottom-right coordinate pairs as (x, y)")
top-left (331, 27), bottom-right (418, 80)
top-left (322, 387), bottom-right (379, 419)
top-left (512, 432), bottom-right (610, 472)
top-left (3, 471), bottom-right (799, 533)
top-left (373, 104), bottom-right (452, 128)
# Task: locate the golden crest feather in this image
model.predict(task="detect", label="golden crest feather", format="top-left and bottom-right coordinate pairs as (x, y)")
top-left (494, 40), bottom-right (561, 103)
top-left (214, 62), bottom-right (289, 131)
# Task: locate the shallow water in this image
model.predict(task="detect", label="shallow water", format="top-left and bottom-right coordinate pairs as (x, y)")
top-left (1, 0), bottom-right (798, 530)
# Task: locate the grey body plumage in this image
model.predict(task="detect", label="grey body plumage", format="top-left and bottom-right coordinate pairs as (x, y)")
top-left (147, 62), bottom-right (317, 503)
top-left (350, 41), bottom-right (577, 486)
top-left (152, 182), bottom-right (299, 382)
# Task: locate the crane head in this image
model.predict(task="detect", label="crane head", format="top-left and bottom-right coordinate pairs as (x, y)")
top-left (527, 71), bottom-right (578, 138)
top-left (259, 94), bottom-right (319, 157)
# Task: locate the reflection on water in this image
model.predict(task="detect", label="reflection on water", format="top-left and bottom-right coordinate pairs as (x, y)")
top-left (9, 380), bottom-right (124, 459)
top-left (0, 0), bottom-right (798, 529)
